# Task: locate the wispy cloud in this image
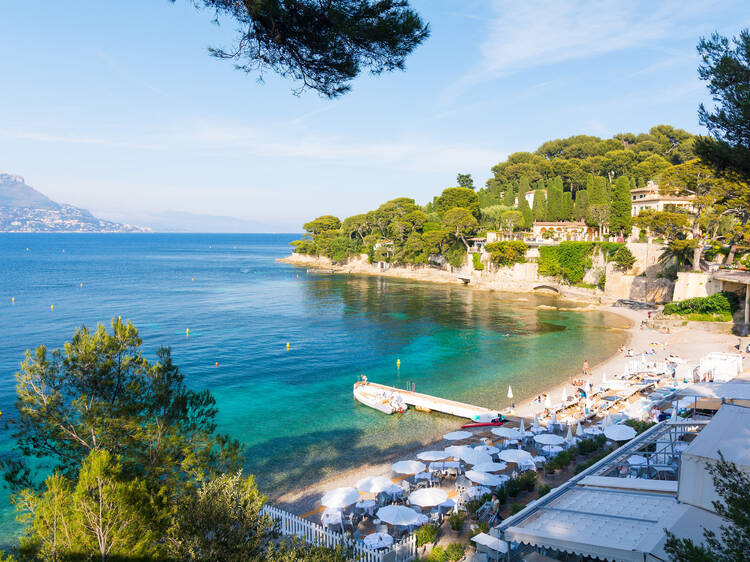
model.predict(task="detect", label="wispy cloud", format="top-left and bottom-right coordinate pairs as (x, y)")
top-left (441, 0), bottom-right (719, 103)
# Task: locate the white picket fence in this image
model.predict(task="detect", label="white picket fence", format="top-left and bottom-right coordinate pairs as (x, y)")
top-left (262, 505), bottom-right (417, 562)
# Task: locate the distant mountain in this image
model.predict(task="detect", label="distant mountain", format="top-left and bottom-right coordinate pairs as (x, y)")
top-left (0, 174), bottom-right (149, 232)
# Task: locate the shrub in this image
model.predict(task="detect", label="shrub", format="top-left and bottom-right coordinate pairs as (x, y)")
top-left (426, 546), bottom-right (448, 562)
top-left (505, 478), bottom-right (521, 497)
top-left (573, 448), bottom-right (612, 474)
top-left (538, 242), bottom-right (595, 284)
top-left (416, 523), bottom-right (439, 547)
top-left (663, 291), bottom-right (739, 321)
top-left (291, 238), bottom-right (317, 255)
top-left (510, 502), bottom-right (525, 515)
top-left (449, 511), bottom-right (465, 532)
top-left (464, 499), bottom-right (482, 518)
top-left (472, 252), bottom-right (484, 270)
top-left (597, 272), bottom-right (606, 290)
top-left (519, 471), bottom-right (537, 492)
top-left (613, 246), bottom-right (636, 269)
top-left (445, 543), bottom-right (465, 562)
top-left (597, 241), bottom-right (625, 259)
top-left (538, 484), bottom-right (551, 497)
top-left (493, 487), bottom-right (507, 504)
top-left (469, 521), bottom-right (490, 539)
top-left (624, 419), bottom-right (656, 435)
top-left (485, 241), bottom-right (528, 267)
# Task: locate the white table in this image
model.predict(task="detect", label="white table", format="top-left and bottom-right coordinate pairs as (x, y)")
top-left (321, 509), bottom-right (342, 530)
top-left (355, 499), bottom-right (377, 516)
top-left (363, 532), bottom-right (394, 549)
top-left (465, 486), bottom-right (491, 499)
top-left (414, 471), bottom-right (433, 481)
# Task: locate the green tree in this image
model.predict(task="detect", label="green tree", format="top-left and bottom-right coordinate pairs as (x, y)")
top-left (502, 184), bottom-right (516, 207)
top-left (664, 453), bottom-right (750, 561)
top-left (633, 210), bottom-right (691, 241)
top-left (434, 187), bottom-right (479, 217)
top-left (587, 204), bottom-right (610, 239)
top-left (609, 176), bottom-right (633, 237)
top-left (422, 229), bottom-right (450, 255)
top-left (660, 238), bottom-right (699, 270)
top-left (190, 0), bottom-right (430, 98)
top-left (456, 173), bottom-right (475, 189)
top-left (573, 190), bottom-right (589, 220)
top-left (694, 30), bottom-right (750, 183)
top-left (532, 189), bottom-right (547, 222)
top-left (546, 177), bottom-right (564, 220)
top-left (303, 215), bottom-right (342, 235)
top-left (562, 191), bottom-right (574, 221)
top-left (442, 207), bottom-right (478, 250)
top-left (612, 246), bottom-right (636, 270)
top-left (501, 210), bottom-right (523, 236)
top-left (3, 319), bottom-right (242, 494)
top-left (341, 213), bottom-right (372, 242)
top-left (480, 205), bottom-right (506, 230)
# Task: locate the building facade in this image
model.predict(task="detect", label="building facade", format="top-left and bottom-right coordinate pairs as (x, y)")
top-left (631, 181), bottom-right (695, 216)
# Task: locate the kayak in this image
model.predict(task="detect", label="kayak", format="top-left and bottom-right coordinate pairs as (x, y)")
top-left (461, 420), bottom-right (504, 428)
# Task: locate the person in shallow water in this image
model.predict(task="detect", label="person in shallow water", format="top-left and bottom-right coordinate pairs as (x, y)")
top-left (582, 359), bottom-right (590, 376)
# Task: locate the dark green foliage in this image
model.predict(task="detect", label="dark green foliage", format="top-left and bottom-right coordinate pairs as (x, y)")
top-left (664, 452), bottom-right (750, 560)
top-left (537, 484), bottom-right (551, 497)
top-left (445, 543), bottom-right (465, 562)
top-left (444, 239), bottom-right (468, 268)
top-left (518, 471), bottom-right (537, 492)
top-left (448, 511), bottom-right (465, 531)
top-left (573, 190), bottom-right (589, 220)
top-left (509, 502), bottom-right (525, 515)
top-left (303, 215), bottom-right (342, 234)
top-left (193, 0), bottom-right (430, 98)
top-left (425, 546), bottom-right (448, 562)
top-left (573, 448), bottom-right (612, 474)
top-left (435, 187), bottom-right (480, 217)
top-left (505, 478), bottom-right (521, 498)
top-left (613, 246), bottom-right (636, 269)
top-left (532, 188), bottom-right (547, 221)
top-left (597, 241), bottom-right (625, 259)
top-left (624, 419), bottom-right (656, 435)
top-left (416, 523), bottom-right (438, 546)
top-left (472, 253), bottom-right (484, 271)
top-left (291, 238), bottom-right (317, 254)
top-left (485, 241), bottom-right (528, 267)
top-left (456, 173), bottom-right (475, 190)
top-left (609, 176), bottom-right (633, 236)
top-left (663, 291), bottom-right (740, 319)
top-left (538, 242), bottom-right (595, 284)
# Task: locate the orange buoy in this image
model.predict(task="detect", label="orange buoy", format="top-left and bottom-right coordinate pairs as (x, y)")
top-left (215, 361), bottom-right (219, 367)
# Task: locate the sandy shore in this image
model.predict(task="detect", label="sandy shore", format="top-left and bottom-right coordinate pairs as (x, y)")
top-left (270, 303), bottom-right (740, 517)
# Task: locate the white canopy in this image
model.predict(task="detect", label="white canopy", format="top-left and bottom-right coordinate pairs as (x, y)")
top-left (356, 475), bottom-right (394, 495)
top-left (519, 419), bottom-right (526, 433)
top-left (408, 488), bottom-right (448, 507)
top-left (474, 445), bottom-right (500, 455)
top-left (321, 487), bottom-right (360, 508)
top-left (492, 427), bottom-right (523, 439)
top-left (465, 470), bottom-right (504, 486)
top-left (498, 449), bottom-right (534, 464)
top-left (604, 424), bottom-right (637, 441)
top-left (507, 385), bottom-right (513, 399)
top-left (417, 450), bottom-right (450, 461)
top-left (471, 532), bottom-right (508, 553)
top-left (472, 461), bottom-right (508, 473)
top-left (391, 460), bottom-right (426, 475)
top-left (465, 450), bottom-right (493, 466)
top-left (565, 425), bottom-right (574, 443)
top-left (376, 505), bottom-right (421, 526)
top-left (443, 430), bottom-right (472, 441)
top-left (534, 433), bottom-right (565, 446)
top-left (575, 421), bottom-right (584, 437)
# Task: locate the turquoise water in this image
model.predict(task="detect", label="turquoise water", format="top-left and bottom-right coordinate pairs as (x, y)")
top-left (0, 234), bottom-right (626, 540)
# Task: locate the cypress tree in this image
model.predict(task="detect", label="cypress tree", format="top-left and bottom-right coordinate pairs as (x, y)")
top-left (516, 176), bottom-right (533, 229)
top-left (532, 189), bottom-right (547, 222)
top-left (546, 177), bottom-right (564, 221)
top-left (573, 190), bottom-right (589, 220)
top-left (562, 191), bottom-right (574, 221)
top-left (609, 175), bottom-right (632, 237)
top-left (502, 183), bottom-right (516, 207)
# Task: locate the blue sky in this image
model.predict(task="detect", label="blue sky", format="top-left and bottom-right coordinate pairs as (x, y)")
top-left (1, 0), bottom-right (748, 231)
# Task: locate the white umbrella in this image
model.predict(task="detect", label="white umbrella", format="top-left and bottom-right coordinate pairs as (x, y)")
top-left (465, 486), bottom-right (491, 499)
top-left (382, 484), bottom-right (404, 497)
top-left (532, 414), bottom-right (540, 430)
top-left (444, 445), bottom-right (472, 458)
top-left (565, 425), bottom-right (574, 443)
top-left (392, 460), bottom-right (426, 475)
top-left (474, 445), bottom-right (500, 455)
top-left (417, 450), bottom-right (450, 461)
top-left (628, 455), bottom-right (648, 466)
top-left (544, 394), bottom-right (552, 408)
top-left (321, 487), bottom-right (360, 508)
top-left (583, 426), bottom-right (603, 435)
top-left (519, 419), bottom-right (526, 433)
top-left (550, 412), bottom-right (558, 426)
top-left (575, 421), bottom-right (584, 437)
top-left (472, 461), bottom-right (508, 473)
top-left (464, 450), bottom-right (492, 466)
top-left (408, 488), bottom-right (448, 507)
top-left (364, 532), bottom-right (393, 549)
top-left (491, 427), bottom-right (523, 439)
top-left (356, 475), bottom-right (393, 495)
top-left (507, 385), bottom-right (513, 399)
top-left (376, 505), bottom-right (421, 526)
top-left (603, 414), bottom-right (612, 427)
top-left (604, 424), bottom-right (637, 442)
top-left (443, 430), bottom-right (472, 441)
top-left (534, 433), bottom-right (565, 446)
top-left (472, 533), bottom-right (509, 553)
top-left (498, 449), bottom-right (534, 464)
top-left (561, 386), bottom-right (568, 403)
top-left (465, 470), bottom-right (504, 487)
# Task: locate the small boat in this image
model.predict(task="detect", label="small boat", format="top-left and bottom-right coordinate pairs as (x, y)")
top-left (461, 420), bottom-right (505, 429)
top-left (353, 382), bottom-right (407, 414)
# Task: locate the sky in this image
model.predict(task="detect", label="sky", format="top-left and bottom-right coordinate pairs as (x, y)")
top-left (1, 0), bottom-right (748, 231)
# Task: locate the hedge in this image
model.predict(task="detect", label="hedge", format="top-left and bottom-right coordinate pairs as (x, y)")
top-left (485, 241), bottom-right (528, 267)
top-left (663, 292), bottom-right (739, 318)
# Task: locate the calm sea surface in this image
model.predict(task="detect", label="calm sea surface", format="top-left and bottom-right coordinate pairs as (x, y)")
top-left (0, 233), bottom-right (627, 540)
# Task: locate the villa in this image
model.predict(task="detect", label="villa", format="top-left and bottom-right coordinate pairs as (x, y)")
top-left (531, 222), bottom-right (598, 241)
top-left (631, 181), bottom-right (695, 216)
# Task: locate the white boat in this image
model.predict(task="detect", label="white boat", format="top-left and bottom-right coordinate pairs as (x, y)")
top-left (353, 382), bottom-right (407, 414)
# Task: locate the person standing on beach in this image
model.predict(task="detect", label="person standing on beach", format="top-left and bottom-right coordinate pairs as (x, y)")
top-left (582, 359), bottom-right (589, 376)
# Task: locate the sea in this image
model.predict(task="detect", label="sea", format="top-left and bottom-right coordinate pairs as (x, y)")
top-left (0, 233), bottom-right (627, 541)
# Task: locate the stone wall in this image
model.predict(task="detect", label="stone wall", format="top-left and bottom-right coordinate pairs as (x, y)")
top-left (672, 271), bottom-right (722, 301)
top-left (604, 269), bottom-right (675, 303)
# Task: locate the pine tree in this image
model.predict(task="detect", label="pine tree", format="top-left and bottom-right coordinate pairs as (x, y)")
top-left (609, 175), bottom-right (633, 237)
top-left (532, 189), bottom-right (547, 222)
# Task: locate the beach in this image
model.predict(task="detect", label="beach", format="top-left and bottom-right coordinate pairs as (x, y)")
top-left (271, 304), bottom-right (741, 517)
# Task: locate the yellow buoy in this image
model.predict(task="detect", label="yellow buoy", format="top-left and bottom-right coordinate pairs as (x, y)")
top-left (186, 328), bottom-right (190, 337)
top-left (396, 358), bottom-right (401, 368)
top-left (50, 304), bottom-right (54, 310)
top-left (191, 278), bottom-right (195, 282)
top-left (286, 342), bottom-right (290, 350)
top-left (11, 297), bottom-right (14, 304)
top-left (25, 248), bottom-right (29, 251)
top-left (80, 283), bottom-right (83, 287)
